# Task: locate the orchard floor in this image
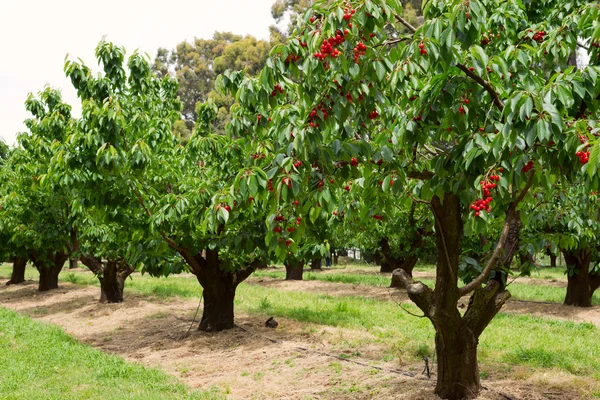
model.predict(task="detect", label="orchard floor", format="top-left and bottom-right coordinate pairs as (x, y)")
top-left (1, 268), bottom-right (598, 399)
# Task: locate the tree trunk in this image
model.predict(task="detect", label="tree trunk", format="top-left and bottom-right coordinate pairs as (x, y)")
top-left (33, 252), bottom-right (68, 292)
top-left (563, 249), bottom-right (594, 307)
top-left (69, 258), bottom-right (78, 269)
top-left (395, 194), bottom-right (512, 399)
top-left (80, 255), bottom-right (135, 303)
top-left (310, 258), bottom-right (322, 270)
top-left (6, 257), bottom-right (27, 285)
top-left (190, 250), bottom-right (256, 332)
top-left (434, 319), bottom-right (480, 400)
top-left (98, 261), bottom-right (135, 303)
top-left (285, 260), bottom-right (304, 280)
top-left (550, 253), bottom-right (557, 268)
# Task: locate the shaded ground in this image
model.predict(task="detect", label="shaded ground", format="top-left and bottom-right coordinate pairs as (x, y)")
top-left (0, 281), bottom-right (593, 399)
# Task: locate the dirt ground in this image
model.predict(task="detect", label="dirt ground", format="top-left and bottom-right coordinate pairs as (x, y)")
top-left (1, 279), bottom-right (595, 399)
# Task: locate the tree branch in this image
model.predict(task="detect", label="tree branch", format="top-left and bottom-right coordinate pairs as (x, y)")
top-left (458, 172), bottom-right (533, 297)
top-left (395, 15), bottom-right (417, 34)
top-left (392, 269), bottom-right (433, 316)
top-left (455, 64), bottom-right (505, 111)
top-left (408, 170), bottom-right (435, 180)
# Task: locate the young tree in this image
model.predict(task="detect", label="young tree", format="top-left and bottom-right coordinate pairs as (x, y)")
top-left (64, 42), bottom-right (270, 330)
top-left (220, 0), bottom-right (600, 397)
top-left (0, 88), bottom-right (75, 291)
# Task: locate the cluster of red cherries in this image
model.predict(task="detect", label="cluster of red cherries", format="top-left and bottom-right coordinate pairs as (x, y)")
top-left (521, 160), bottom-right (535, 173)
top-left (314, 30), bottom-right (347, 60)
top-left (577, 135), bottom-right (590, 165)
top-left (470, 175), bottom-right (501, 217)
top-left (353, 42), bottom-right (367, 63)
top-left (271, 83), bottom-right (285, 97)
top-left (418, 42), bottom-right (427, 55)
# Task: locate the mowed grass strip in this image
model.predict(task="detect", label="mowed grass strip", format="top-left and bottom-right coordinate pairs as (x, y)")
top-left (0, 307), bottom-right (221, 400)
top-left (1, 264), bottom-right (599, 379)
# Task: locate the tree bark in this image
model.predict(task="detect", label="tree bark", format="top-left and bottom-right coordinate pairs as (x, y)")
top-left (310, 258), bottom-right (322, 270)
top-left (563, 248), bottom-right (595, 307)
top-left (32, 252), bottom-right (68, 292)
top-left (6, 257), bottom-right (27, 285)
top-left (69, 258), bottom-right (79, 269)
top-left (99, 261), bottom-right (135, 303)
top-left (190, 249), bottom-right (256, 332)
top-left (79, 255), bottom-right (135, 303)
top-left (394, 194), bottom-right (512, 399)
top-left (285, 260), bottom-right (304, 280)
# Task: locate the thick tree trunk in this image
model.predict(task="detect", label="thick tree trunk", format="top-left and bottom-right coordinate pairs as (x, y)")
top-left (285, 260), bottom-right (304, 280)
top-left (79, 256), bottom-right (135, 303)
top-left (69, 259), bottom-right (78, 269)
top-left (434, 319), bottom-right (480, 400)
top-left (190, 250), bottom-right (256, 332)
top-left (310, 258), bottom-right (322, 270)
top-left (33, 252), bottom-right (68, 292)
top-left (429, 193), bottom-right (481, 399)
top-left (6, 257), bottom-right (27, 285)
top-left (395, 194), bottom-right (512, 399)
top-left (99, 261), bottom-right (135, 303)
top-left (563, 249), bottom-right (594, 307)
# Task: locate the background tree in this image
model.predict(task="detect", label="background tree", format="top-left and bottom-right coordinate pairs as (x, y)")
top-left (65, 44), bottom-right (271, 330)
top-left (0, 88), bottom-right (75, 291)
top-left (527, 184), bottom-right (600, 307)
top-left (153, 32), bottom-right (273, 130)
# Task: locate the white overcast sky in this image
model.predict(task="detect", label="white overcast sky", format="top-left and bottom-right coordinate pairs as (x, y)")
top-left (0, 0), bottom-right (277, 146)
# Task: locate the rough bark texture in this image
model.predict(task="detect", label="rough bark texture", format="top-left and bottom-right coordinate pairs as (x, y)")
top-left (563, 248), bottom-right (596, 307)
top-left (310, 258), bottom-right (322, 270)
top-left (6, 257), bottom-right (27, 285)
top-left (185, 249), bottom-right (257, 332)
top-left (285, 260), bottom-right (305, 280)
top-left (32, 252), bottom-right (68, 292)
top-left (79, 256), bottom-right (135, 303)
top-left (395, 194), bottom-right (512, 400)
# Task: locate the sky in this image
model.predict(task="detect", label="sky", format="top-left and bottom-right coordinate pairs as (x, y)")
top-left (0, 0), bottom-right (277, 146)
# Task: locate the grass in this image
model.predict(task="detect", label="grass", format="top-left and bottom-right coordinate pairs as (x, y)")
top-left (0, 306), bottom-right (222, 400)
top-left (2, 263), bottom-right (600, 380)
top-left (253, 265), bottom-right (600, 305)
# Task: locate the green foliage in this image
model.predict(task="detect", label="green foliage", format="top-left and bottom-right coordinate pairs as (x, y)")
top-left (153, 32), bottom-right (273, 127)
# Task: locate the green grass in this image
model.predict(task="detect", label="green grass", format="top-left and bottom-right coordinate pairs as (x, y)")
top-left (0, 306), bottom-right (221, 400)
top-left (2, 263), bottom-right (600, 378)
top-left (254, 266), bottom-right (600, 305)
